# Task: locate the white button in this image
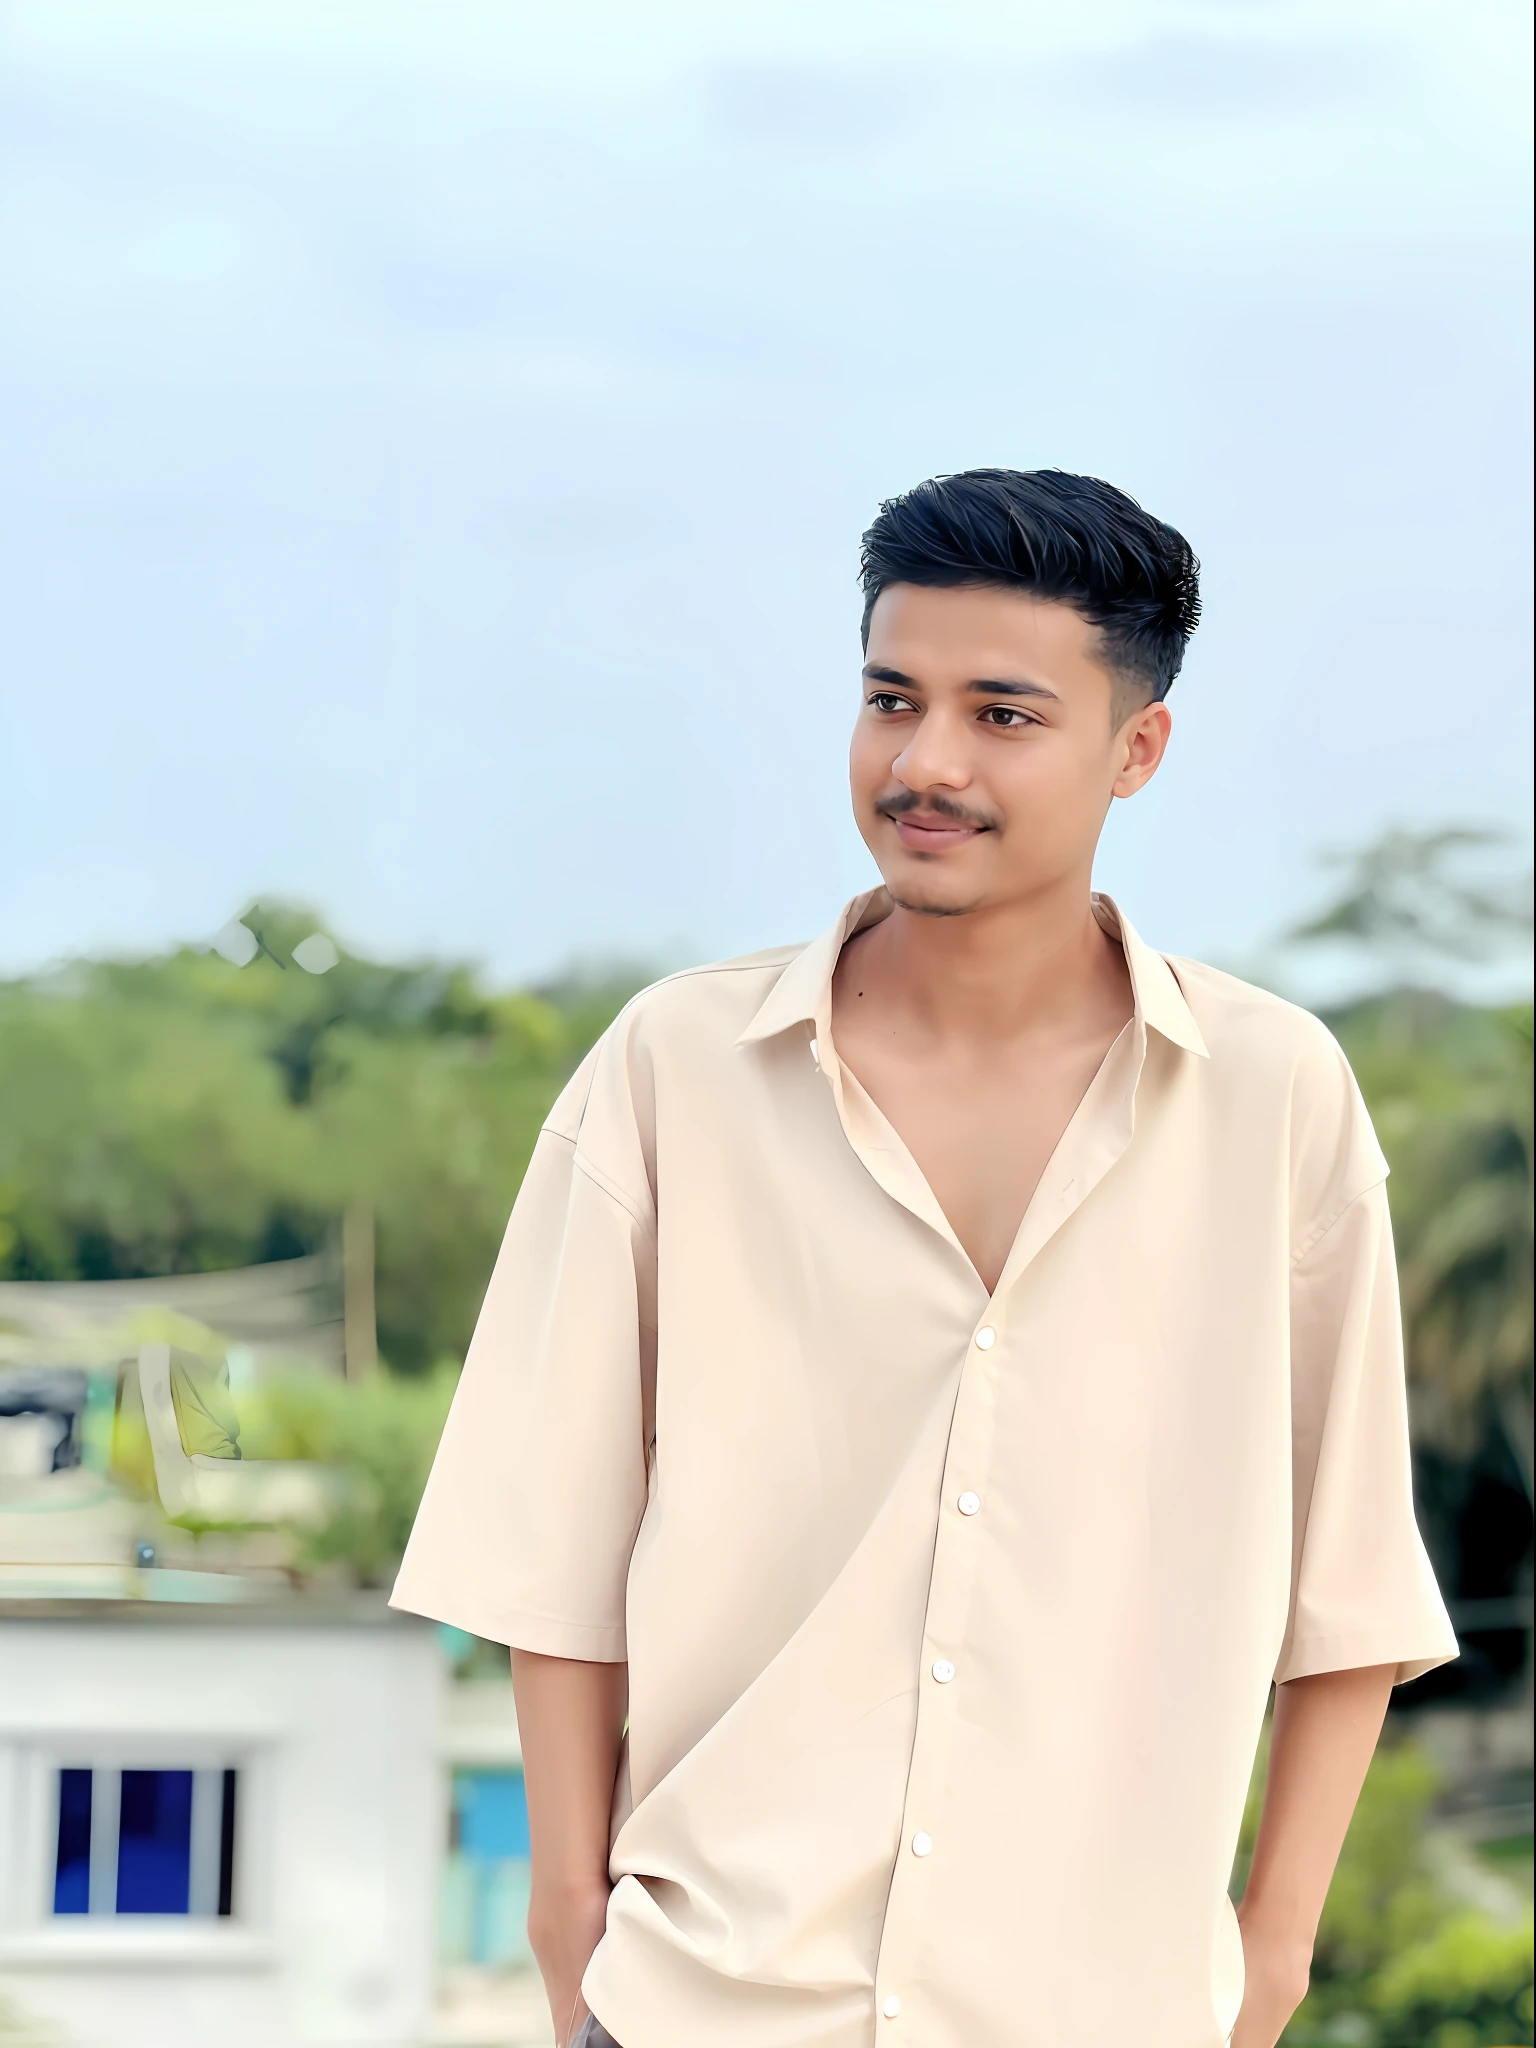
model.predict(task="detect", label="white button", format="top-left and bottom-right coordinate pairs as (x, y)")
top-left (974, 1326), bottom-right (996, 1349)
top-left (957, 1490), bottom-right (981, 1515)
top-left (931, 1658), bottom-right (955, 1683)
top-left (882, 1993), bottom-right (902, 2019)
top-left (911, 1831), bottom-right (933, 1857)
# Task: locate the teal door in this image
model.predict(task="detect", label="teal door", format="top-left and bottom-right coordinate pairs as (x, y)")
top-left (442, 1769), bottom-right (533, 1966)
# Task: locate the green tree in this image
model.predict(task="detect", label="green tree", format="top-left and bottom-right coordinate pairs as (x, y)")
top-left (1288, 829), bottom-right (1534, 1504)
top-left (1288, 826), bottom-right (1532, 972)
top-left (237, 1364), bottom-right (461, 1586)
top-left (1234, 1729), bottom-right (1535, 2045)
top-left (1330, 994), bottom-right (1533, 1500)
top-left (0, 901), bottom-right (648, 1369)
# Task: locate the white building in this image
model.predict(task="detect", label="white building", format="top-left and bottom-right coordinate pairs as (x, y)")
top-left (0, 1266), bottom-right (550, 2048)
top-left (0, 1586), bottom-right (442, 2048)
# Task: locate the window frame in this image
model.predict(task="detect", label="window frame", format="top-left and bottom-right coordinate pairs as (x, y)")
top-left (0, 1733), bottom-right (276, 1969)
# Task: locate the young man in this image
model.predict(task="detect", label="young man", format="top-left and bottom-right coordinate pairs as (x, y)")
top-left (393, 469), bottom-right (1456, 2048)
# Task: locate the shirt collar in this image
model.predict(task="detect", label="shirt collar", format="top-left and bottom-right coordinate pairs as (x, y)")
top-left (737, 887), bottom-right (1209, 1060)
top-left (1091, 895), bottom-right (1209, 1059)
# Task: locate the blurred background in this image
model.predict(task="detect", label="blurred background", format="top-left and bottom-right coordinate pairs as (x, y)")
top-left (0, 4), bottom-right (1531, 2046)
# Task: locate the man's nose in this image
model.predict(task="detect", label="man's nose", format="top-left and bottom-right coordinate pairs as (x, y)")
top-left (891, 710), bottom-right (973, 792)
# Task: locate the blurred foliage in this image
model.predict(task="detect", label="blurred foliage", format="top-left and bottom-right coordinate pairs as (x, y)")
top-left (109, 1404), bottom-right (157, 1500)
top-left (0, 901), bottom-right (644, 1370)
top-left (1289, 827), bottom-right (1532, 967)
top-left (1328, 994), bottom-right (1533, 1491)
top-left (108, 1364), bottom-right (461, 1589)
top-left (1234, 1728), bottom-right (1535, 2045)
top-left (236, 1364), bottom-right (460, 1585)
top-left (1371, 1913), bottom-right (1535, 2046)
top-left (1240, 829), bottom-right (1532, 2040)
top-left (1296, 830), bottom-right (1534, 1513)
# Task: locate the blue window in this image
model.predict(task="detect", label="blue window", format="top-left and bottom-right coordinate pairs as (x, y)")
top-left (51, 1768), bottom-right (238, 1917)
top-left (53, 1769), bottom-right (92, 1914)
top-left (117, 1770), bottom-right (193, 1913)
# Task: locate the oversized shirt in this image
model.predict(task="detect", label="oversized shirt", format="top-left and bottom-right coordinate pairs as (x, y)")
top-left (391, 890), bottom-right (1456, 2048)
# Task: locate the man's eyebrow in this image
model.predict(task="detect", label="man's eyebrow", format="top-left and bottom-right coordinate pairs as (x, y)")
top-left (861, 662), bottom-right (1060, 703)
top-left (965, 676), bottom-right (1060, 702)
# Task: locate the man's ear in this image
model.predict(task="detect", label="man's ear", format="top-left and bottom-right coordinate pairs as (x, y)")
top-left (1111, 701), bottom-right (1172, 800)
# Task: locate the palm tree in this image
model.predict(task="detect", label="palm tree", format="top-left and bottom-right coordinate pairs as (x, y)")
top-left (1287, 830), bottom-right (1534, 1504)
top-left (1392, 1007), bottom-right (1532, 1500)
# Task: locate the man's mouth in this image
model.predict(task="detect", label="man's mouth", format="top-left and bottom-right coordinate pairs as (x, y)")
top-left (890, 813), bottom-right (987, 852)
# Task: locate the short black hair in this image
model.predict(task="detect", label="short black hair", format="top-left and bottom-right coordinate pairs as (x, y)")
top-left (859, 467), bottom-right (1201, 703)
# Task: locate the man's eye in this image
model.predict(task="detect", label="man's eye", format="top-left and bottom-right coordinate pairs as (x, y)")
top-left (869, 693), bottom-right (911, 714)
top-left (981, 706), bottom-right (1033, 727)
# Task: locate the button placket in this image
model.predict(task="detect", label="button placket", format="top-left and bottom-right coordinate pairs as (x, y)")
top-left (871, 1309), bottom-right (1006, 2027)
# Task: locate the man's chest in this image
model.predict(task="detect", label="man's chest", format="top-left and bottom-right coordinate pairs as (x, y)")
top-left (827, 1031), bottom-right (1129, 1293)
top-left (645, 1044), bottom-right (1298, 1603)
top-left (649, 1023), bottom-right (1299, 1425)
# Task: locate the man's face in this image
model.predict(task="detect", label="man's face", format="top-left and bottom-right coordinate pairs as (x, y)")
top-left (849, 583), bottom-right (1172, 918)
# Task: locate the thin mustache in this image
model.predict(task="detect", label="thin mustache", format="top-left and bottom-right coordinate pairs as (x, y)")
top-left (874, 790), bottom-right (996, 831)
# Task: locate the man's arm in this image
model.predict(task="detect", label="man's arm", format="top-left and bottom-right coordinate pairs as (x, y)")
top-left (511, 1649), bottom-right (629, 2045)
top-left (1233, 1662), bottom-right (1396, 2048)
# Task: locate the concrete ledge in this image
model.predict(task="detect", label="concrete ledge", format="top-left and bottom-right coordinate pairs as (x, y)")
top-left (0, 1925), bottom-right (277, 1971)
top-left (0, 1586), bottom-right (429, 1626)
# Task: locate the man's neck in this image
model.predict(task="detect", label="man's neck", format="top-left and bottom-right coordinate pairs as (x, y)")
top-left (841, 874), bottom-right (1129, 1051)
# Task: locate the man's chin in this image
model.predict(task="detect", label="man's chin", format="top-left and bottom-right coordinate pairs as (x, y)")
top-left (886, 884), bottom-right (987, 921)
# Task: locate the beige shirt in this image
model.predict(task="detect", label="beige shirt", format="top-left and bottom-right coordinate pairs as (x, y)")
top-left (392, 891), bottom-right (1455, 2048)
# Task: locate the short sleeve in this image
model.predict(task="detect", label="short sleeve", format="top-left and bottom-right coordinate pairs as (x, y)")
top-left (1275, 1179), bottom-right (1458, 1687)
top-left (389, 1051), bottom-right (657, 1660)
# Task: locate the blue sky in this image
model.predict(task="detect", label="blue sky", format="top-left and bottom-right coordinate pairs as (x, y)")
top-left (2, 0), bottom-right (1531, 991)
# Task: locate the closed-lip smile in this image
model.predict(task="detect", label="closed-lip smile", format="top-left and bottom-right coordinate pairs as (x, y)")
top-left (892, 812), bottom-right (986, 851)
